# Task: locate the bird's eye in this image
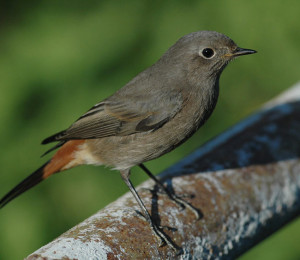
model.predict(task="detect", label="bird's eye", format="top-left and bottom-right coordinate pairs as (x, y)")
top-left (201, 48), bottom-right (215, 59)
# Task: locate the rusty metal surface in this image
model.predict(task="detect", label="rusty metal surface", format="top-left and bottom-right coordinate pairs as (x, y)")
top-left (26, 83), bottom-right (300, 260)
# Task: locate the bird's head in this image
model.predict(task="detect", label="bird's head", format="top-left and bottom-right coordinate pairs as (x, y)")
top-left (162, 31), bottom-right (256, 86)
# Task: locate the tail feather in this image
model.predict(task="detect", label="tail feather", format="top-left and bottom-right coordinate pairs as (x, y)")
top-left (0, 161), bottom-right (49, 208)
top-left (42, 130), bottom-right (66, 145)
top-left (0, 140), bottom-right (85, 209)
top-left (41, 141), bottom-right (66, 157)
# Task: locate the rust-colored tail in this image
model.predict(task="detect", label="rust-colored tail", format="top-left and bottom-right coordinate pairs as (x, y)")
top-left (0, 140), bottom-right (84, 208)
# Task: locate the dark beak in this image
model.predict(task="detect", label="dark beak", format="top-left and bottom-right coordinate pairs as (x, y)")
top-left (233, 47), bottom-right (257, 57)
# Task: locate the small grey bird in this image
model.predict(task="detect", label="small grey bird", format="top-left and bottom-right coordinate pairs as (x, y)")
top-left (0, 31), bottom-right (256, 250)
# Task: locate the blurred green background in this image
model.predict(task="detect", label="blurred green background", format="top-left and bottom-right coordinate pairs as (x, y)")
top-left (0, 1), bottom-right (299, 259)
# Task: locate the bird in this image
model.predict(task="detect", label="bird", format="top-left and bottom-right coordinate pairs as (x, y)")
top-left (0, 30), bottom-right (256, 251)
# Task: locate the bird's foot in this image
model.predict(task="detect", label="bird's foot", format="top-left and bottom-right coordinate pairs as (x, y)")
top-left (150, 221), bottom-right (182, 255)
top-left (165, 191), bottom-right (202, 221)
top-left (141, 187), bottom-right (202, 220)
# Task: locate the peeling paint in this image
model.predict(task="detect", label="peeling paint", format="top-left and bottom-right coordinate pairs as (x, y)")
top-left (31, 238), bottom-right (112, 260)
top-left (199, 174), bottom-right (225, 195)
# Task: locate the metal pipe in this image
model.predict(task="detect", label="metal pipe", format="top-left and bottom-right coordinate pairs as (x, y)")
top-left (26, 83), bottom-right (300, 259)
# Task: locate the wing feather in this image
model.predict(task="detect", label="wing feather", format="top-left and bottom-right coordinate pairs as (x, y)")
top-left (42, 90), bottom-right (183, 144)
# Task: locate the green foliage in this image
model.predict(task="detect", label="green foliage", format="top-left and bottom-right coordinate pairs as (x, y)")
top-left (0, 1), bottom-right (299, 259)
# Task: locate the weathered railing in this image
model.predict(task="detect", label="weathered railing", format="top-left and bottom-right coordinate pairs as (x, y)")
top-left (26, 83), bottom-right (300, 259)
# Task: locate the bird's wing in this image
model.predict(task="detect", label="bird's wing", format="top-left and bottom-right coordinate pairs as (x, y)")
top-left (42, 90), bottom-right (183, 144)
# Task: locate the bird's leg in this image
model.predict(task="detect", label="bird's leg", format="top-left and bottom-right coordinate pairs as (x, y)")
top-left (120, 169), bottom-right (181, 253)
top-left (139, 164), bottom-right (201, 220)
